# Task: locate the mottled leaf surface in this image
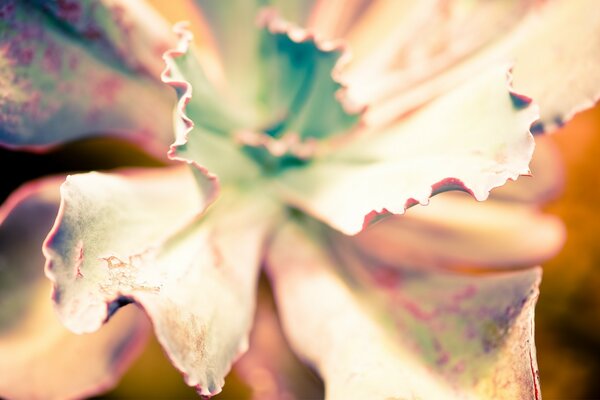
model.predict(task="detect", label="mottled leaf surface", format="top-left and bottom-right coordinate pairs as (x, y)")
top-left (0, 0), bottom-right (173, 153)
top-left (44, 166), bottom-right (208, 331)
top-left (31, 0), bottom-right (176, 78)
top-left (44, 169), bottom-right (282, 397)
top-left (0, 177), bottom-right (149, 400)
top-left (267, 221), bottom-right (542, 400)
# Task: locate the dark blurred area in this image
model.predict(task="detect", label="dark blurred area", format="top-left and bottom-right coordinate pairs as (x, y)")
top-left (0, 137), bottom-right (164, 205)
top-left (536, 106), bottom-right (600, 400)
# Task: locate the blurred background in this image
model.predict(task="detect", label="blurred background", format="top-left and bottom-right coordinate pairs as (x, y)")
top-left (535, 106), bottom-right (600, 399)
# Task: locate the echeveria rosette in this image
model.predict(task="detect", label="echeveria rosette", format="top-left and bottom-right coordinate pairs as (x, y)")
top-left (0, 0), bottom-right (176, 156)
top-left (44, 6), bottom-right (538, 400)
top-left (0, 0), bottom-right (596, 399)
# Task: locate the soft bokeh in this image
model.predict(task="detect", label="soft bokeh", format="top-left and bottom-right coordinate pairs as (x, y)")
top-left (536, 106), bottom-right (600, 399)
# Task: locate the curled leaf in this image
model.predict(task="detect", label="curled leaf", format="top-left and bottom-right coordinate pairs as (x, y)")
top-left (44, 168), bottom-right (282, 396)
top-left (275, 65), bottom-right (537, 234)
top-left (0, 177), bottom-right (149, 400)
top-left (352, 191), bottom-right (565, 270)
top-left (360, 0), bottom-right (600, 132)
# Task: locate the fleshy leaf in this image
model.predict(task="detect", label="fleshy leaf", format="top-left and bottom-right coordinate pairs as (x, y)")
top-left (274, 65), bottom-right (537, 234)
top-left (0, 1), bottom-right (174, 153)
top-left (189, 1), bottom-right (318, 109)
top-left (0, 177), bottom-right (149, 400)
top-left (509, 0), bottom-right (600, 132)
top-left (352, 191), bottom-right (564, 270)
top-left (44, 169), bottom-right (282, 396)
top-left (162, 22), bottom-right (249, 134)
top-left (31, 0), bottom-right (175, 78)
top-left (362, 0), bottom-right (600, 132)
top-left (163, 14), bottom-right (361, 177)
top-left (162, 22), bottom-right (262, 184)
top-left (343, 1), bottom-right (534, 108)
top-left (266, 223), bottom-right (453, 399)
top-left (252, 11), bottom-right (360, 141)
top-left (334, 232), bottom-right (543, 399)
top-left (339, 0), bottom-right (442, 76)
top-left (44, 166), bottom-right (210, 331)
top-left (190, 0), bottom-right (268, 110)
top-left (266, 221), bottom-right (542, 399)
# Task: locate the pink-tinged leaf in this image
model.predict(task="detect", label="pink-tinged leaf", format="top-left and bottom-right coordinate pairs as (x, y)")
top-left (44, 170), bottom-right (282, 397)
top-left (0, 1), bottom-right (173, 154)
top-left (334, 233), bottom-right (543, 400)
top-left (343, 0), bottom-right (533, 104)
top-left (351, 191), bottom-right (565, 270)
top-left (0, 177), bottom-right (149, 400)
top-left (235, 286), bottom-right (325, 400)
top-left (363, 0), bottom-right (600, 132)
top-left (326, 0), bottom-right (434, 68)
top-left (509, 0), bottom-right (600, 133)
top-left (32, 0), bottom-right (176, 78)
top-left (275, 65), bottom-right (537, 235)
top-left (266, 221), bottom-right (542, 399)
top-left (266, 223), bottom-right (454, 399)
top-left (340, 0), bottom-right (439, 76)
top-left (44, 166), bottom-right (210, 332)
